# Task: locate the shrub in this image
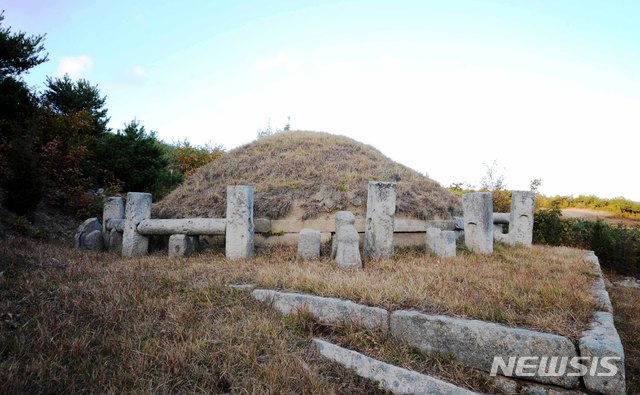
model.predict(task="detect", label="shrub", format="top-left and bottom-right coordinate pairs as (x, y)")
top-left (534, 209), bottom-right (640, 276)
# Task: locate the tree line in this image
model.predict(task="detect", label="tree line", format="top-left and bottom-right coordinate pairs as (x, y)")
top-left (0, 12), bottom-right (223, 217)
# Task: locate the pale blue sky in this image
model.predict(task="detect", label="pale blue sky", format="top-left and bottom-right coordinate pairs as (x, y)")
top-left (4, 1), bottom-right (640, 201)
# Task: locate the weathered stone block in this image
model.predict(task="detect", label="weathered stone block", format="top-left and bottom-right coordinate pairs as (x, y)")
top-left (74, 217), bottom-right (103, 250)
top-left (333, 211), bottom-right (362, 268)
top-left (252, 289), bottom-right (388, 333)
top-left (313, 338), bottom-right (478, 394)
top-left (579, 312), bottom-right (626, 395)
top-left (297, 228), bottom-right (321, 260)
top-left (83, 229), bottom-right (104, 251)
top-left (462, 192), bottom-right (493, 254)
top-left (390, 310), bottom-right (579, 388)
top-left (225, 185), bottom-right (254, 260)
top-left (495, 191), bottom-right (535, 246)
top-left (108, 228), bottom-right (123, 254)
top-left (426, 227), bottom-right (456, 257)
top-left (122, 192), bottom-right (152, 257)
top-left (364, 181), bottom-right (396, 259)
top-left (102, 196), bottom-right (124, 245)
top-left (168, 234), bottom-right (199, 257)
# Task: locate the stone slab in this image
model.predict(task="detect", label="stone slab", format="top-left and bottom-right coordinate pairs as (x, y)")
top-left (168, 234), bottom-right (199, 257)
top-left (313, 338), bottom-right (478, 395)
top-left (252, 289), bottom-right (388, 333)
top-left (390, 310), bottom-right (579, 388)
top-left (579, 311), bottom-right (626, 395)
top-left (462, 192), bottom-right (493, 254)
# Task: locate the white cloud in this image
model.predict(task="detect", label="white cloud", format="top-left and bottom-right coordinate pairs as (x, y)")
top-left (254, 51), bottom-right (302, 73)
top-left (117, 65), bottom-right (149, 86)
top-left (56, 55), bottom-right (94, 78)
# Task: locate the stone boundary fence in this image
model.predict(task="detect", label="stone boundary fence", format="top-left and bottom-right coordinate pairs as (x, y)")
top-left (248, 252), bottom-right (625, 395)
top-left (73, 183), bottom-right (539, 261)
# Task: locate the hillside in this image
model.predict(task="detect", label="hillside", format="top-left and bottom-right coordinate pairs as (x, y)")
top-left (154, 131), bottom-right (460, 220)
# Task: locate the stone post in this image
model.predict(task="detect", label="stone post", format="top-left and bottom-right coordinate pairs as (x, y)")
top-left (103, 196), bottom-right (125, 246)
top-left (509, 190), bottom-right (535, 246)
top-left (225, 185), bottom-right (254, 260)
top-left (462, 192), bottom-right (493, 254)
top-left (122, 192), bottom-right (152, 257)
top-left (168, 234), bottom-right (199, 257)
top-left (364, 181), bottom-right (396, 260)
top-left (298, 228), bottom-right (321, 261)
top-left (333, 211), bottom-right (362, 268)
top-left (426, 228), bottom-right (456, 257)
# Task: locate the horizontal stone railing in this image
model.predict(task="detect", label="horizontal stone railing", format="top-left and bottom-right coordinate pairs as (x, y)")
top-left (493, 212), bottom-right (510, 224)
top-left (253, 218), bottom-right (461, 234)
top-left (137, 218), bottom-right (226, 235)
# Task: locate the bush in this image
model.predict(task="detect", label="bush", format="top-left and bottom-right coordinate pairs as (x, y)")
top-left (534, 209), bottom-right (640, 276)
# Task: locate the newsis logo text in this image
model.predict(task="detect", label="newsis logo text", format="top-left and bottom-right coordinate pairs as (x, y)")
top-left (490, 356), bottom-right (620, 377)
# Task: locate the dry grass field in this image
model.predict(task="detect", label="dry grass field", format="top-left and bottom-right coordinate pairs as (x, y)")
top-left (154, 131), bottom-right (460, 220)
top-left (1, 234), bottom-right (623, 393)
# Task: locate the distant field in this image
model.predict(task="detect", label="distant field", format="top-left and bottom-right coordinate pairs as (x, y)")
top-left (562, 208), bottom-right (640, 226)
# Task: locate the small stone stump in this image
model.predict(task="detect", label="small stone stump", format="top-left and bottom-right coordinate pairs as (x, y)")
top-left (426, 227), bottom-right (456, 257)
top-left (462, 192), bottom-right (493, 254)
top-left (298, 228), bottom-right (321, 261)
top-left (74, 217), bottom-right (104, 251)
top-left (333, 211), bottom-right (362, 269)
top-left (494, 190), bottom-right (536, 246)
top-left (122, 192), bottom-right (152, 257)
top-left (102, 196), bottom-right (124, 246)
top-left (364, 181), bottom-right (396, 260)
top-left (168, 234), bottom-right (199, 257)
top-left (108, 228), bottom-right (123, 254)
top-left (225, 185), bottom-right (254, 260)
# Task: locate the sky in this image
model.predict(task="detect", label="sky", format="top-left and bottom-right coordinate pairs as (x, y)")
top-left (3, 0), bottom-right (640, 201)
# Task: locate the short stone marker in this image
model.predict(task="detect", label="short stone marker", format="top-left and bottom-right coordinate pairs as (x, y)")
top-left (74, 217), bottom-right (104, 251)
top-left (108, 228), bottom-right (123, 253)
top-left (364, 181), bottom-right (396, 259)
top-left (462, 192), bottom-right (493, 254)
top-left (494, 190), bottom-right (535, 246)
top-left (168, 234), bottom-right (199, 257)
top-left (225, 185), bottom-right (254, 260)
top-left (297, 228), bottom-right (321, 260)
top-left (333, 211), bottom-right (362, 268)
top-left (425, 227), bottom-right (456, 257)
top-left (122, 192), bottom-right (152, 257)
top-left (102, 196), bottom-right (124, 246)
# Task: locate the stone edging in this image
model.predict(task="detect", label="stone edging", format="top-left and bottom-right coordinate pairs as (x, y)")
top-left (313, 338), bottom-right (478, 395)
top-left (247, 251), bottom-right (626, 394)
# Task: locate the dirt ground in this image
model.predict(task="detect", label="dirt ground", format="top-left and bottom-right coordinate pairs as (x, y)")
top-left (561, 208), bottom-right (640, 226)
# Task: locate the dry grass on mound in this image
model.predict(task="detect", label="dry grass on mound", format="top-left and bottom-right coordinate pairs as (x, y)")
top-left (154, 131), bottom-right (459, 220)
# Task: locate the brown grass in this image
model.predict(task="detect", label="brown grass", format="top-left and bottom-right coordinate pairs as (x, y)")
top-left (609, 282), bottom-right (640, 394)
top-left (0, 236), bottom-right (604, 392)
top-left (225, 244), bottom-right (599, 340)
top-left (154, 131), bottom-right (460, 220)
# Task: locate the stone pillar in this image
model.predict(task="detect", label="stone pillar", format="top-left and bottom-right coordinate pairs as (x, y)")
top-left (509, 190), bottom-right (536, 246)
top-left (462, 192), bottom-right (493, 254)
top-left (103, 196), bottom-right (125, 245)
top-left (122, 192), bottom-right (152, 257)
top-left (364, 181), bottom-right (396, 260)
top-left (426, 228), bottom-right (456, 257)
top-left (225, 185), bottom-right (254, 260)
top-left (333, 211), bottom-right (362, 268)
top-left (297, 228), bottom-right (321, 261)
top-left (168, 234), bottom-right (199, 257)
